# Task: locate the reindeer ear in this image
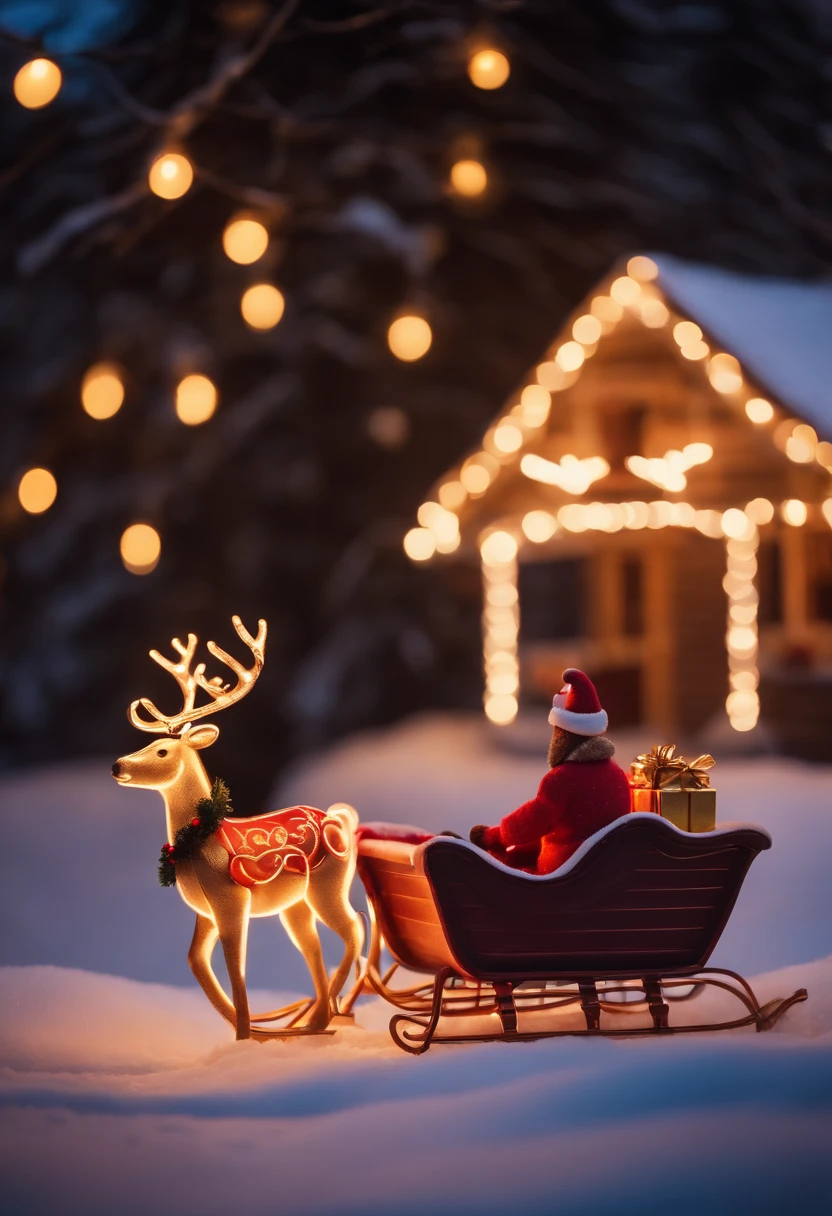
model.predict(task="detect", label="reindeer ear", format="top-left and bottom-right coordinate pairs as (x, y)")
top-left (183, 723), bottom-right (220, 750)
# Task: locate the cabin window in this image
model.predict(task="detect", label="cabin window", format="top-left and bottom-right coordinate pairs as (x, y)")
top-left (622, 556), bottom-right (643, 636)
top-left (757, 540), bottom-right (782, 625)
top-left (519, 558), bottom-right (587, 640)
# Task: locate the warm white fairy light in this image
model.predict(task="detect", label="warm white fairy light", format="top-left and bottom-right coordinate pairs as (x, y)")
top-left (82, 363), bottom-right (124, 419)
top-left (388, 315), bottom-right (432, 361)
top-left (708, 352), bottom-right (743, 394)
top-left (148, 152), bottom-right (193, 200)
top-left (555, 341), bottom-right (585, 372)
top-left (784, 423), bottom-right (818, 464)
top-left (438, 480), bottom-right (467, 510)
top-left (175, 374), bottom-right (217, 425)
top-left (534, 361), bottom-right (564, 391)
top-left (241, 284), bottom-right (285, 330)
top-left (590, 295), bottom-right (623, 324)
top-left (522, 510), bottom-right (557, 542)
top-left (572, 314), bottom-right (602, 345)
top-left (468, 48), bottom-right (510, 90)
top-left (609, 276), bottom-right (640, 306)
top-left (460, 452), bottom-right (499, 496)
top-left (627, 255), bottom-right (658, 281)
top-left (492, 421), bottom-right (524, 454)
top-left (745, 397), bottom-right (774, 424)
top-left (722, 521), bottom-right (760, 732)
top-left (781, 499), bottom-right (808, 526)
top-left (450, 159), bottom-right (487, 196)
top-left (625, 443), bottom-right (712, 492)
top-left (403, 527), bottom-right (435, 561)
top-left (14, 58), bottom-right (61, 108)
top-left (673, 321), bottom-right (702, 346)
top-left (481, 534), bottom-right (519, 724)
top-left (417, 501), bottom-right (460, 552)
top-left (517, 382), bottom-right (552, 426)
top-left (121, 523), bottom-right (161, 575)
top-left (680, 340), bottom-right (710, 361)
top-left (18, 467), bottom-right (57, 514)
top-left (223, 216), bottom-right (269, 264)
top-left (745, 497), bottom-right (774, 525)
top-left (640, 298), bottom-right (669, 328)
top-left (521, 452), bottom-right (609, 495)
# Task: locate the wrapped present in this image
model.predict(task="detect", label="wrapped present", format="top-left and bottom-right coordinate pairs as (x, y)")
top-left (630, 745), bottom-right (716, 832)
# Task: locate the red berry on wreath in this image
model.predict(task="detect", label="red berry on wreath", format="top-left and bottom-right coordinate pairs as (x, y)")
top-left (191, 817), bottom-right (200, 827)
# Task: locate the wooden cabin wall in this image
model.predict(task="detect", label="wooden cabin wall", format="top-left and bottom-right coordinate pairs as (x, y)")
top-left (672, 534), bottom-right (728, 734)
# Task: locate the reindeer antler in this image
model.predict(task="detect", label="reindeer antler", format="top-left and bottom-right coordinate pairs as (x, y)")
top-left (129, 615), bottom-right (267, 734)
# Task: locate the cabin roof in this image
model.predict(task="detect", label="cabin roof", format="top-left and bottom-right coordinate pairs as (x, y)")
top-left (654, 255), bottom-right (832, 436)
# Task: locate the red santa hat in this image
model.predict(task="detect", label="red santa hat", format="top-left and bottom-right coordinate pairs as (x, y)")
top-left (548, 668), bottom-right (608, 736)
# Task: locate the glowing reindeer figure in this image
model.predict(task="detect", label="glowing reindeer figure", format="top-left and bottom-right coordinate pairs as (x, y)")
top-left (112, 616), bottom-right (363, 1039)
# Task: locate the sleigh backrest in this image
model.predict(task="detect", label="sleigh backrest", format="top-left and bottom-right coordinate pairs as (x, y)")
top-left (420, 815), bottom-right (771, 981)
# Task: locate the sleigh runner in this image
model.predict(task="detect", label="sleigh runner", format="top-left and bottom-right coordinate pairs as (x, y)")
top-left (355, 814), bottom-right (808, 1053)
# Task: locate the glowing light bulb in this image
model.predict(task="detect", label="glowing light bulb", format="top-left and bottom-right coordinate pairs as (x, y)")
top-left (721, 508), bottom-right (754, 540)
top-left (467, 49), bottom-right (510, 90)
top-left (572, 314), bottom-right (602, 345)
top-left (14, 59), bottom-right (61, 108)
top-left (388, 315), bottom-right (432, 361)
top-left (148, 153), bottom-right (193, 200)
top-left (120, 524), bottom-right (161, 574)
top-left (555, 341), bottom-right (585, 372)
top-left (222, 216), bottom-right (269, 264)
top-left (438, 480), bottom-right (467, 510)
top-left (673, 321), bottom-right (701, 346)
top-left (708, 352), bottom-right (743, 393)
top-left (627, 255), bottom-right (658, 281)
top-left (450, 159), bottom-right (487, 196)
top-left (745, 497), bottom-right (774, 525)
top-left (484, 694), bottom-right (518, 724)
top-left (522, 511), bottom-right (557, 542)
top-left (175, 374), bottom-right (217, 425)
top-left (591, 295), bottom-right (623, 323)
top-left (640, 298), bottom-right (669, 328)
top-left (81, 363), bottom-right (124, 419)
top-left (481, 531), bottom-right (517, 565)
top-left (18, 467), bottom-right (57, 514)
top-left (781, 499), bottom-right (807, 527)
top-left (403, 527), bottom-right (436, 561)
top-left (535, 362), bottom-right (564, 392)
top-left (745, 397), bottom-right (774, 424)
top-left (610, 276), bottom-right (641, 305)
top-left (241, 284), bottom-right (285, 330)
top-left (493, 421), bottom-right (523, 453)
top-left (680, 341), bottom-right (709, 361)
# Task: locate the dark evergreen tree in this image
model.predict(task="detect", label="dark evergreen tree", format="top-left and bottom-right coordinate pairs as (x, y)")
top-left (1, 0), bottom-right (829, 807)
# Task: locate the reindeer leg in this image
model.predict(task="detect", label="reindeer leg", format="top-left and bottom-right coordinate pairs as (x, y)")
top-left (188, 914), bottom-right (237, 1027)
top-left (212, 885), bottom-right (253, 1041)
top-left (306, 881), bottom-right (364, 1014)
top-left (280, 901), bottom-right (331, 1030)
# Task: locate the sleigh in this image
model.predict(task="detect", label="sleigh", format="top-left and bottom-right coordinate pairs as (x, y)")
top-left (356, 813), bottom-right (808, 1054)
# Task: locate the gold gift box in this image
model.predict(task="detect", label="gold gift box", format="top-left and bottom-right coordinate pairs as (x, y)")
top-left (631, 786), bottom-right (716, 833)
top-left (629, 744), bottom-right (716, 833)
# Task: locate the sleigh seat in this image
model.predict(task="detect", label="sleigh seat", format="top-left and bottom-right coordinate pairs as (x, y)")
top-left (355, 814), bottom-right (808, 1054)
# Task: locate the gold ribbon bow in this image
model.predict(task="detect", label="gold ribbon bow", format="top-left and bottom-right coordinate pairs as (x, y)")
top-left (630, 744), bottom-right (715, 789)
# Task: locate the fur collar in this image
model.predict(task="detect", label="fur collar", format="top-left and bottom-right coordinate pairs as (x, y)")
top-left (564, 735), bottom-right (615, 763)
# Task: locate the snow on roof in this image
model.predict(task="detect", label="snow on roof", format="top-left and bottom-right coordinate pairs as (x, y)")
top-left (654, 254), bottom-right (832, 437)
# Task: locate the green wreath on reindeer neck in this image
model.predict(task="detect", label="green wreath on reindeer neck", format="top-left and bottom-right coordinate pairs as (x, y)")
top-left (158, 777), bottom-right (232, 887)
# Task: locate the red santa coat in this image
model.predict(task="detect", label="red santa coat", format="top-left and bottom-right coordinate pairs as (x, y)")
top-left (482, 737), bottom-right (631, 874)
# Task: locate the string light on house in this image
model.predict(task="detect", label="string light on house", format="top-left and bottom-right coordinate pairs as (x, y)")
top-left (13, 59), bottom-right (61, 108)
top-left (722, 521), bottom-right (760, 732)
top-left (416, 501), bottom-right (460, 552)
top-left (241, 283), bottom-right (285, 330)
top-left (450, 159), bottom-right (487, 197)
top-left (387, 315), bottom-right (432, 361)
top-left (481, 531), bottom-right (519, 724)
top-left (522, 510), bottom-right (557, 542)
top-left (708, 352), bottom-right (743, 394)
top-left (467, 48), bottom-right (510, 90)
top-left (460, 452), bottom-right (499, 495)
top-left (514, 383), bottom-right (552, 427)
top-left (521, 453), bottom-right (610, 495)
top-left (640, 298), bottom-right (669, 328)
top-left (148, 152), bottom-right (194, 200)
top-left (590, 295), bottom-right (624, 326)
top-left (572, 315), bottom-right (602, 345)
top-left (81, 363), bottom-right (124, 419)
top-left (555, 341), bottom-right (585, 372)
top-left (175, 374), bottom-right (217, 425)
top-left (627, 256), bottom-right (659, 281)
top-left (18, 467), bottom-right (57, 514)
top-left (625, 443), bottom-right (713, 492)
top-left (609, 276), bottom-right (641, 306)
top-left (784, 423), bottom-right (818, 464)
top-left (222, 215), bottom-right (269, 264)
top-left (781, 498), bottom-right (808, 526)
top-left (490, 420), bottom-right (524, 455)
top-left (745, 397), bottom-right (774, 424)
top-left (438, 480), bottom-right (467, 510)
top-left (120, 524), bottom-right (161, 575)
top-left (403, 527), bottom-right (436, 561)
top-left (745, 497), bottom-right (775, 525)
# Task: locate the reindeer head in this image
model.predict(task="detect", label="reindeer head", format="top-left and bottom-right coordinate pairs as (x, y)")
top-left (112, 615), bottom-right (266, 793)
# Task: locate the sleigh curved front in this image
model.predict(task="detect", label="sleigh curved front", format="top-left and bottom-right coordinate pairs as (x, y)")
top-left (420, 815), bottom-right (771, 982)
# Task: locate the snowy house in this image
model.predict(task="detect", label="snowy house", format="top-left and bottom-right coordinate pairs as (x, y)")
top-left (406, 255), bottom-right (832, 750)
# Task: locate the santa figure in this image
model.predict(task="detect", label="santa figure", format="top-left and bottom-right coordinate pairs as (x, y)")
top-left (469, 669), bottom-right (631, 874)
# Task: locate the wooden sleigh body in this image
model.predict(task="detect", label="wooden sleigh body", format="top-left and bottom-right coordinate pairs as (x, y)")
top-left (355, 814), bottom-right (808, 1054)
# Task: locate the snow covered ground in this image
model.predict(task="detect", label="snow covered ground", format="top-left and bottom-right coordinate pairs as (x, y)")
top-left (1, 712), bottom-right (830, 1214)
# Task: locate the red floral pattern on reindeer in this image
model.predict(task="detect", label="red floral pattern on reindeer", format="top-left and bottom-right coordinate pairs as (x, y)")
top-left (216, 806), bottom-right (352, 888)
